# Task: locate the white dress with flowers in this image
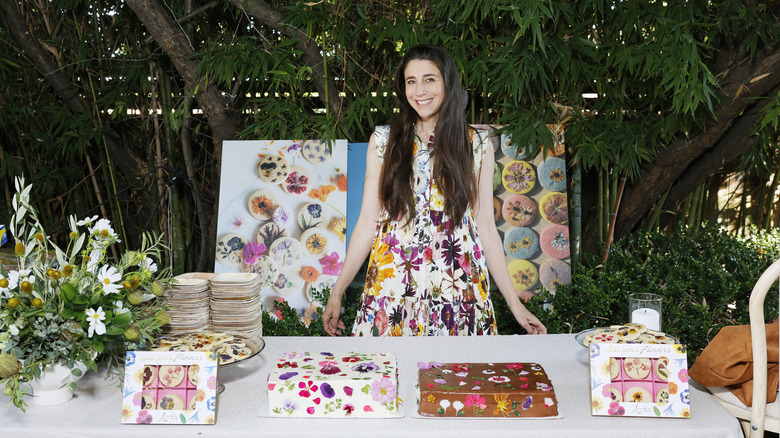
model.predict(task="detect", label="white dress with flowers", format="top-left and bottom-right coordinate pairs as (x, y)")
top-left (352, 126), bottom-right (498, 336)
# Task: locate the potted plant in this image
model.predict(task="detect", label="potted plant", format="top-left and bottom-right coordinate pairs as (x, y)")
top-left (0, 177), bottom-right (171, 410)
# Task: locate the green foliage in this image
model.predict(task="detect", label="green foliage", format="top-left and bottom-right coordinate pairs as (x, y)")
top-left (261, 283), bottom-right (363, 337)
top-left (515, 225), bottom-right (780, 363)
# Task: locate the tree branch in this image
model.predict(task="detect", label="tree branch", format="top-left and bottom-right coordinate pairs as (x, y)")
top-left (615, 42), bottom-right (780, 238)
top-left (226, 0), bottom-right (348, 123)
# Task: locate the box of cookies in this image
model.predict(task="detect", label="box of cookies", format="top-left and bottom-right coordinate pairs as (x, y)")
top-left (588, 338), bottom-right (690, 418)
top-left (121, 350), bottom-right (219, 425)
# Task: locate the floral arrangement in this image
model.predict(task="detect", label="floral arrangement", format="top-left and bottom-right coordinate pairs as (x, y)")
top-left (0, 177), bottom-right (171, 410)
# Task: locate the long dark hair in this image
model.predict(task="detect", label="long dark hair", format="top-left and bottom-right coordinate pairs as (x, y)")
top-left (379, 44), bottom-right (476, 228)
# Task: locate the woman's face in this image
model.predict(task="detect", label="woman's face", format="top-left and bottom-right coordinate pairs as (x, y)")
top-left (404, 59), bottom-right (445, 124)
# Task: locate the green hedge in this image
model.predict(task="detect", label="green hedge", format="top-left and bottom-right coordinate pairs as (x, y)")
top-left (264, 225), bottom-right (780, 364)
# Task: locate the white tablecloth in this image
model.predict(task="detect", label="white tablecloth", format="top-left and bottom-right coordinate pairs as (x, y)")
top-left (0, 334), bottom-right (741, 437)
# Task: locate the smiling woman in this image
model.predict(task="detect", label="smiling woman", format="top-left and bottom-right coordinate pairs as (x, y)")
top-left (322, 44), bottom-right (547, 337)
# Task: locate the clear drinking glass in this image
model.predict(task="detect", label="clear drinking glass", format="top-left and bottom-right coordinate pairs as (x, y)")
top-left (628, 293), bottom-right (662, 331)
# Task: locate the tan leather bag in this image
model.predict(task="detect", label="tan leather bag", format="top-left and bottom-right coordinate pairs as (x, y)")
top-left (689, 322), bottom-right (779, 407)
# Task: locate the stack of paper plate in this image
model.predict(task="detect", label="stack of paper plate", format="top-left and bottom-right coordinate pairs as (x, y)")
top-left (162, 272), bottom-right (213, 335)
top-left (209, 272), bottom-right (264, 341)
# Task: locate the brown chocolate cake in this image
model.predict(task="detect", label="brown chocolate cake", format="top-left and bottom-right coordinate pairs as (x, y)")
top-left (417, 362), bottom-right (558, 417)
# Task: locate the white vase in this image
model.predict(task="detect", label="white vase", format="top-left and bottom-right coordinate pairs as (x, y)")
top-left (27, 361), bottom-right (88, 406)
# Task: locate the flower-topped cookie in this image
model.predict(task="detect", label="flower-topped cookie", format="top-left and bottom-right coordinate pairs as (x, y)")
top-left (247, 189), bottom-right (278, 220)
top-left (257, 155), bottom-right (290, 184)
top-left (282, 166), bottom-right (312, 196)
top-left (502, 160), bottom-right (536, 194)
top-left (301, 140), bottom-right (332, 165)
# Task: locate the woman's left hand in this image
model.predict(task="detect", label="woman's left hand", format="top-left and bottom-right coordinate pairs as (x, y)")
top-left (514, 304), bottom-right (548, 335)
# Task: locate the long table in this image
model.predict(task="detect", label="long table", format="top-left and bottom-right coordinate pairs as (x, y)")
top-left (0, 334), bottom-right (741, 437)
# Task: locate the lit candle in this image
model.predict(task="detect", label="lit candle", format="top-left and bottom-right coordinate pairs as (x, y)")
top-left (631, 308), bottom-right (661, 331)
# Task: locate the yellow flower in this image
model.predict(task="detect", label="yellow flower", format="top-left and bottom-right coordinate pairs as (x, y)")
top-left (330, 218), bottom-right (347, 243)
top-left (305, 233), bottom-right (327, 256)
top-left (494, 393), bottom-right (510, 415)
top-left (300, 266), bottom-right (320, 283)
top-left (69, 231), bottom-right (78, 239)
top-left (427, 394), bottom-right (436, 403)
top-left (121, 405), bottom-right (132, 421)
top-left (591, 397), bottom-right (604, 413)
top-left (520, 237), bottom-right (532, 249)
top-left (62, 265), bottom-right (74, 276)
top-left (14, 242), bottom-right (24, 255)
top-left (20, 281), bottom-right (32, 294)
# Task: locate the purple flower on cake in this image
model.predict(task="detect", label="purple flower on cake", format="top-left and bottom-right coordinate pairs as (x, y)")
top-left (281, 351), bottom-right (305, 361)
top-left (482, 369), bottom-right (496, 375)
top-left (279, 372), bottom-right (298, 380)
top-left (282, 400), bottom-right (297, 413)
top-left (319, 360), bottom-right (341, 375)
top-left (434, 378), bottom-right (447, 384)
top-left (417, 361), bottom-right (445, 370)
top-left (344, 386), bottom-right (353, 396)
top-left (370, 377), bottom-right (396, 404)
top-left (352, 362), bottom-right (380, 373)
top-left (321, 383), bottom-right (335, 399)
top-left (488, 376), bottom-right (510, 383)
top-left (455, 371), bottom-right (468, 377)
top-left (521, 396), bottom-right (533, 410)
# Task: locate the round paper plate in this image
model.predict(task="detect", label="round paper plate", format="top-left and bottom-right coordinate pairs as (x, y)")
top-left (300, 227), bottom-right (330, 257)
top-left (269, 236), bottom-right (303, 268)
top-left (503, 227), bottom-right (539, 260)
top-left (502, 160), bottom-right (536, 194)
top-left (215, 233), bottom-right (246, 266)
top-left (297, 202), bottom-right (331, 230)
top-left (301, 139), bottom-right (332, 165)
top-left (282, 166), bottom-right (312, 196)
top-left (257, 154), bottom-right (290, 184)
top-left (537, 157), bottom-right (567, 192)
top-left (539, 224), bottom-right (570, 259)
top-left (247, 189), bottom-right (278, 220)
top-left (540, 191), bottom-right (569, 224)
top-left (502, 194), bottom-right (537, 227)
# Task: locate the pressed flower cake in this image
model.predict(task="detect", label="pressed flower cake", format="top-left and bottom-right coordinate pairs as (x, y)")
top-left (417, 362), bottom-right (558, 417)
top-left (268, 352), bottom-right (398, 417)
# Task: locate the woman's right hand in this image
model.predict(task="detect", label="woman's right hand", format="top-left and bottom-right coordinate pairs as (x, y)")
top-left (323, 293), bottom-right (347, 336)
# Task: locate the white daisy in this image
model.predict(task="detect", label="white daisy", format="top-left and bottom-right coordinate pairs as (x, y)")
top-left (140, 257), bottom-right (158, 274)
top-left (86, 307), bottom-right (106, 337)
top-left (76, 215), bottom-right (99, 226)
top-left (98, 265), bottom-right (122, 294)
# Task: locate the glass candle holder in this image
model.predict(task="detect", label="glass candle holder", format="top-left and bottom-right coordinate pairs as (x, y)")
top-left (629, 293), bottom-right (662, 331)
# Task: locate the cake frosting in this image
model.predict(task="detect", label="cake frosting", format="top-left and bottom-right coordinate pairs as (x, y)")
top-left (268, 351), bottom-right (398, 417)
top-left (417, 362), bottom-right (558, 417)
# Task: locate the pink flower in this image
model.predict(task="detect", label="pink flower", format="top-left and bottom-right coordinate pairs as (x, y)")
top-left (374, 309), bottom-right (389, 336)
top-left (319, 252), bottom-right (343, 275)
top-left (242, 242), bottom-right (266, 265)
top-left (465, 394), bottom-right (487, 409)
top-left (678, 369), bottom-right (689, 382)
top-left (506, 363), bottom-right (524, 370)
top-left (370, 377), bottom-right (396, 404)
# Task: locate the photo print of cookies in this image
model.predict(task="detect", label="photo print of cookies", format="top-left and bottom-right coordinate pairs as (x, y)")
top-left (215, 140), bottom-right (348, 317)
top-left (476, 124), bottom-right (571, 299)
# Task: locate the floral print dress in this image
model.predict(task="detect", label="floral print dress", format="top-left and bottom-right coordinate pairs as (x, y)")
top-left (352, 126), bottom-right (498, 336)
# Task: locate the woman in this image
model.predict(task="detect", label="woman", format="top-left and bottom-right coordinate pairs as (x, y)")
top-left (323, 44), bottom-right (546, 336)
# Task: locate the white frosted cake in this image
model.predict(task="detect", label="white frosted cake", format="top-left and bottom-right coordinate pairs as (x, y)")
top-left (268, 351), bottom-right (398, 417)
